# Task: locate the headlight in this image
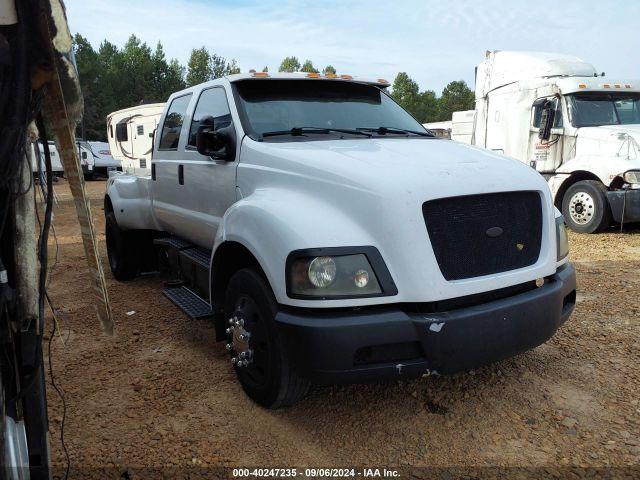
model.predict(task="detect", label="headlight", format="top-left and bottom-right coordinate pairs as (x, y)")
top-left (287, 247), bottom-right (397, 299)
top-left (623, 170), bottom-right (640, 184)
top-left (556, 215), bottom-right (569, 261)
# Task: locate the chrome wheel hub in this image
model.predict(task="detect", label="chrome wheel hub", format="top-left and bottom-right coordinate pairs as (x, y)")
top-left (226, 316), bottom-right (253, 367)
top-left (568, 191), bottom-right (595, 225)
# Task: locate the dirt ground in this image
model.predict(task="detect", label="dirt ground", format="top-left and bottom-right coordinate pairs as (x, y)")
top-left (42, 179), bottom-right (639, 478)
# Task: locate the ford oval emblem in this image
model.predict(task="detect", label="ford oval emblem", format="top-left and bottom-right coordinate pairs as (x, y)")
top-left (485, 226), bottom-right (503, 238)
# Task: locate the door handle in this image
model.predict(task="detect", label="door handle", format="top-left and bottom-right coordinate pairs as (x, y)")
top-left (151, 163), bottom-right (156, 181)
top-left (178, 164), bottom-right (184, 185)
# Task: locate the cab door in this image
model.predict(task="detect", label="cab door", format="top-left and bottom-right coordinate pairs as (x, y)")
top-left (177, 86), bottom-right (238, 247)
top-left (528, 96), bottom-right (564, 173)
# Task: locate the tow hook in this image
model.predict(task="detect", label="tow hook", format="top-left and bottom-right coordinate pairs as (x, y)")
top-left (225, 316), bottom-right (253, 367)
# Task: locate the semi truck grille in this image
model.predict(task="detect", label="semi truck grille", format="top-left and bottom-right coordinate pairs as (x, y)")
top-left (422, 191), bottom-right (543, 281)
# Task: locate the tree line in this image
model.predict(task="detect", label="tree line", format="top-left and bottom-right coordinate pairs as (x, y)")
top-left (73, 35), bottom-right (474, 141)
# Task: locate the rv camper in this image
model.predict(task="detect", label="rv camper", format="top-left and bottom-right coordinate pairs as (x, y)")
top-left (32, 140), bottom-right (64, 176)
top-left (107, 103), bottom-right (165, 176)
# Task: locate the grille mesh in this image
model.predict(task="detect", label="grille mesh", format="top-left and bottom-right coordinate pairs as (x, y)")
top-left (422, 191), bottom-right (543, 280)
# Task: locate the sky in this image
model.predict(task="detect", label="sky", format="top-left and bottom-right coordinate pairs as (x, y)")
top-left (65, 0), bottom-right (640, 94)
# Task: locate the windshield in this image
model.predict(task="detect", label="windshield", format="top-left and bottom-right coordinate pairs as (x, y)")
top-left (567, 93), bottom-right (640, 127)
top-left (233, 80), bottom-right (427, 140)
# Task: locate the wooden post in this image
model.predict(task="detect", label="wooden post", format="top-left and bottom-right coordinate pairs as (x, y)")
top-left (41, 95), bottom-right (114, 335)
top-left (13, 144), bottom-right (39, 333)
top-left (36, 0), bottom-right (114, 335)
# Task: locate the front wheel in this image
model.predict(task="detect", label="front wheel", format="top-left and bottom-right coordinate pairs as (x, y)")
top-left (224, 268), bottom-right (309, 409)
top-left (562, 180), bottom-right (612, 233)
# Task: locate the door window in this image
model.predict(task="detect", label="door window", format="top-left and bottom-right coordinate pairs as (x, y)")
top-left (188, 87), bottom-right (232, 147)
top-left (532, 98), bottom-right (563, 128)
top-left (159, 94), bottom-right (192, 150)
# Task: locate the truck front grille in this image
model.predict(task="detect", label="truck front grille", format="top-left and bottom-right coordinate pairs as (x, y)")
top-left (422, 191), bottom-right (543, 281)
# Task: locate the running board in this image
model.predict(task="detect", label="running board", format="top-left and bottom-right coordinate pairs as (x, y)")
top-left (163, 286), bottom-right (213, 319)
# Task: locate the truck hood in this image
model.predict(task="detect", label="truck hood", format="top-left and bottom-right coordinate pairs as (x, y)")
top-left (576, 125), bottom-right (640, 160)
top-left (245, 137), bottom-right (548, 198)
top-left (563, 125), bottom-right (640, 183)
top-left (236, 137), bottom-right (558, 307)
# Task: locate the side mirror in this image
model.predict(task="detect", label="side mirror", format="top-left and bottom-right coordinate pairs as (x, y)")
top-left (538, 100), bottom-right (556, 141)
top-left (196, 116), bottom-right (236, 160)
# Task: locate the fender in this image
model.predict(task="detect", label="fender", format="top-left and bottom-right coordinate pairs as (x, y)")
top-left (105, 174), bottom-right (159, 230)
top-left (556, 154), bottom-right (640, 187)
top-left (211, 188), bottom-right (374, 305)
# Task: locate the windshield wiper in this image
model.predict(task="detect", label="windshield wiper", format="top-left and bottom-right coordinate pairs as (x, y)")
top-left (262, 127), bottom-right (372, 138)
top-left (357, 126), bottom-right (435, 137)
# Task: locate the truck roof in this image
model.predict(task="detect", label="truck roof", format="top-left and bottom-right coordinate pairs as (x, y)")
top-left (477, 50), bottom-right (598, 96)
top-left (225, 71), bottom-right (391, 88)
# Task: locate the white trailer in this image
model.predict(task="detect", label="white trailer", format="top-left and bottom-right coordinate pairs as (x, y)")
top-left (32, 141), bottom-right (64, 175)
top-left (107, 103), bottom-right (164, 176)
top-left (452, 51), bottom-right (640, 233)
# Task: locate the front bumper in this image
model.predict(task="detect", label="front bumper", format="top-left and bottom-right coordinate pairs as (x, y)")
top-left (607, 189), bottom-right (640, 223)
top-left (276, 264), bottom-right (576, 384)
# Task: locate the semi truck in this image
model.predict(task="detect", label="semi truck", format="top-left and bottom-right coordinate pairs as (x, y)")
top-left (452, 50), bottom-right (640, 233)
top-left (104, 72), bottom-right (576, 408)
top-left (107, 103), bottom-right (164, 176)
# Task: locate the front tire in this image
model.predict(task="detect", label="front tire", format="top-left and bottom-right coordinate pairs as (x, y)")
top-left (562, 180), bottom-right (611, 233)
top-left (224, 268), bottom-right (309, 409)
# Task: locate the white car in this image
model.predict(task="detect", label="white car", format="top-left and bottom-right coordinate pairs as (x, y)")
top-left (104, 72), bottom-right (576, 408)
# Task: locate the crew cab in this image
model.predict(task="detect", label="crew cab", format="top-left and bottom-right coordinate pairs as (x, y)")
top-left (104, 72), bottom-right (576, 408)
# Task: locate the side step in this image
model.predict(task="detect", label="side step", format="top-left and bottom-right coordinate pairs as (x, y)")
top-left (164, 286), bottom-right (214, 319)
top-left (154, 236), bottom-right (193, 250)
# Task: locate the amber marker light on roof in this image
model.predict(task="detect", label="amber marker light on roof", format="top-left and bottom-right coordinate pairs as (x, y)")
top-left (306, 72), bottom-right (321, 78)
top-left (614, 84), bottom-right (622, 88)
top-left (377, 79), bottom-right (390, 85)
top-left (625, 84), bottom-right (632, 88)
top-left (603, 84), bottom-right (611, 88)
top-left (578, 84), bottom-right (587, 89)
top-left (340, 74), bottom-right (353, 80)
top-left (251, 72), bottom-right (270, 77)
top-left (324, 73), bottom-right (338, 78)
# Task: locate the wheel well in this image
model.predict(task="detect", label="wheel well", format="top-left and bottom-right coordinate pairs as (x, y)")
top-left (554, 171), bottom-right (603, 209)
top-left (210, 242), bottom-right (265, 340)
top-left (104, 195), bottom-right (114, 214)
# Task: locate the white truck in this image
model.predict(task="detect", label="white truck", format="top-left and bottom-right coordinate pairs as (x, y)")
top-left (104, 72), bottom-right (576, 408)
top-left (107, 103), bottom-right (164, 176)
top-left (452, 50), bottom-right (640, 233)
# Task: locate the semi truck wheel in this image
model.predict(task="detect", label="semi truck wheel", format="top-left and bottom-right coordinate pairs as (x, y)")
top-left (562, 180), bottom-right (611, 234)
top-left (224, 268), bottom-right (309, 409)
top-left (105, 212), bottom-right (140, 280)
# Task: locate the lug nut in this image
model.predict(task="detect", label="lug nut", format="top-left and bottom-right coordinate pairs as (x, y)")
top-left (225, 343), bottom-right (232, 350)
top-left (239, 333), bottom-right (249, 341)
top-left (225, 327), bottom-right (232, 334)
top-left (239, 351), bottom-right (246, 359)
top-left (228, 318), bottom-right (235, 325)
top-left (231, 357), bottom-right (238, 365)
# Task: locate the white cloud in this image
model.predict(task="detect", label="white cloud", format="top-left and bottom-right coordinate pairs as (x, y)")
top-left (65, 0), bottom-right (640, 93)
